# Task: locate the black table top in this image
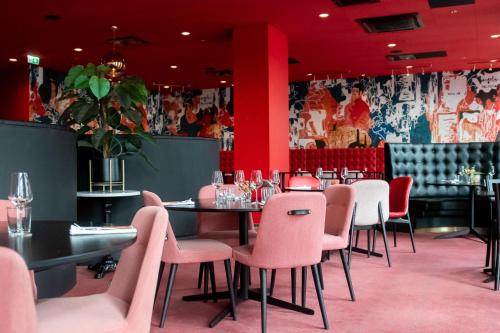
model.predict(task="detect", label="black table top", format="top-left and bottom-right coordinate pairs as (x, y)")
top-left (0, 220), bottom-right (136, 271)
top-left (164, 198), bottom-right (262, 213)
top-left (426, 180), bottom-right (484, 187)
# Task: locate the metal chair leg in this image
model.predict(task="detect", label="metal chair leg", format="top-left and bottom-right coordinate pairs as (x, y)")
top-left (339, 249), bottom-right (356, 301)
top-left (355, 230), bottom-right (360, 247)
top-left (269, 269), bottom-right (276, 296)
top-left (367, 229), bottom-right (371, 258)
top-left (197, 262), bottom-right (204, 288)
top-left (209, 262), bottom-right (217, 303)
top-left (291, 268), bottom-right (297, 304)
top-left (301, 266), bottom-right (307, 307)
top-left (407, 214), bottom-right (417, 253)
top-left (159, 264), bottom-right (178, 328)
top-left (379, 203), bottom-right (392, 267)
top-left (155, 261), bottom-right (165, 302)
top-left (203, 263), bottom-right (209, 302)
top-left (393, 222), bottom-right (397, 247)
top-left (260, 268), bottom-right (268, 333)
top-left (233, 262), bottom-right (241, 290)
top-left (311, 264), bottom-right (330, 330)
top-left (223, 259), bottom-right (237, 320)
top-left (372, 229), bottom-right (377, 252)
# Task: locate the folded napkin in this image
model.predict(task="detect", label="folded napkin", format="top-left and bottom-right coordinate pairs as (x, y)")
top-left (288, 185), bottom-right (311, 190)
top-left (70, 224), bottom-right (137, 236)
top-left (163, 198), bottom-right (195, 206)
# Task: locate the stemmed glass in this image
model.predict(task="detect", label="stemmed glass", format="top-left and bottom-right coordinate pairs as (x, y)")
top-left (251, 170), bottom-right (263, 203)
top-left (234, 170), bottom-right (245, 186)
top-left (212, 170), bottom-right (224, 200)
top-left (8, 172), bottom-right (33, 208)
top-left (270, 170), bottom-right (280, 188)
top-left (316, 167), bottom-right (323, 180)
top-left (340, 167), bottom-right (349, 184)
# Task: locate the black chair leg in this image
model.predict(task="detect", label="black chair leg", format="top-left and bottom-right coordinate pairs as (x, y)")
top-left (339, 249), bottom-right (356, 301)
top-left (197, 262), bottom-right (204, 288)
top-left (348, 224), bottom-right (355, 266)
top-left (301, 266), bottom-right (307, 307)
top-left (393, 222), bottom-right (397, 247)
top-left (224, 259), bottom-right (237, 320)
top-left (355, 230), bottom-right (360, 247)
top-left (380, 222), bottom-right (392, 267)
top-left (495, 235), bottom-right (500, 291)
top-left (155, 261), bottom-right (165, 302)
top-left (311, 264), bottom-right (330, 330)
top-left (407, 215), bottom-right (417, 253)
top-left (159, 263), bottom-right (178, 328)
top-left (486, 221), bottom-right (492, 268)
top-left (269, 269), bottom-right (276, 296)
top-left (291, 268), bottom-right (297, 304)
top-left (372, 229), bottom-right (377, 252)
top-left (260, 268), bottom-right (268, 333)
top-left (203, 263), bottom-right (209, 302)
top-left (209, 262), bottom-right (217, 303)
top-left (233, 262), bottom-right (241, 290)
top-left (366, 229), bottom-right (371, 258)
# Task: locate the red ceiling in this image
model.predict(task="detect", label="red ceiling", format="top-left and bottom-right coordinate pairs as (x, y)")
top-left (1, 0), bottom-right (499, 89)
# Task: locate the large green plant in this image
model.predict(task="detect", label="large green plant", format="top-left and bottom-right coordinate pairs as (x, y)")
top-left (60, 63), bottom-right (153, 161)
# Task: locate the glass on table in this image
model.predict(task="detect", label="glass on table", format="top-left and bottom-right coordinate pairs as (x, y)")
top-left (7, 206), bottom-right (31, 236)
top-left (8, 172), bottom-right (33, 208)
top-left (270, 170), bottom-right (280, 187)
top-left (234, 170), bottom-right (245, 186)
top-left (340, 167), bottom-right (349, 184)
top-left (315, 168), bottom-right (323, 181)
top-left (250, 170), bottom-right (263, 203)
top-left (261, 187), bottom-right (275, 204)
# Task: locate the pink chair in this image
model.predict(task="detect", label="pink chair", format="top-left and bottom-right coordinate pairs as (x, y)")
top-left (349, 180), bottom-right (392, 267)
top-left (232, 192), bottom-right (328, 332)
top-left (288, 176), bottom-right (320, 188)
top-left (0, 247), bottom-right (37, 333)
top-left (142, 190), bottom-right (237, 328)
top-left (388, 176), bottom-right (416, 252)
top-left (36, 206), bottom-right (168, 333)
top-left (0, 199), bottom-right (12, 229)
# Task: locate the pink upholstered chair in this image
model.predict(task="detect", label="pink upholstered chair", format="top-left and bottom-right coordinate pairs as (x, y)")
top-left (36, 206), bottom-right (168, 333)
top-left (388, 176), bottom-right (416, 252)
top-left (0, 247), bottom-right (37, 333)
top-left (0, 199), bottom-right (12, 229)
top-left (232, 192), bottom-right (329, 332)
top-left (349, 180), bottom-right (392, 267)
top-left (288, 176), bottom-right (320, 188)
top-left (142, 190), bottom-right (237, 328)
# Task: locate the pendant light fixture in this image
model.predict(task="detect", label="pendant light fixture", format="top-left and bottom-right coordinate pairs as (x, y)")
top-left (102, 25), bottom-right (126, 79)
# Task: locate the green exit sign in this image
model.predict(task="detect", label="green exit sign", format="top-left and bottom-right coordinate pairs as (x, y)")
top-left (27, 55), bottom-right (40, 65)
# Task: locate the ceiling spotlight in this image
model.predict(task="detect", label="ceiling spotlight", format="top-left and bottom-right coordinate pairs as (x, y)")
top-left (361, 74), bottom-right (366, 77)
top-left (74, 48), bottom-right (83, 52)
top-left (181, 31), bottom-right (191, 36)
top-left (111, 25), bottom-right (118, 30)
top-left (220, 80), bottom-right (227, 84)
top-left (163, 85), bottom-right (170, 88)
top-left (387, 43), bottom-right (397, 48)
top-left (491, 59), bottom-right (498, 63)
top-left (170, 65), bottom-right (178, 69)
top-left (491, 34), bottom-right (500, 39)
top-left (8, 58), bottom-right (18, 62)
top-left (406, 65), bottom-right (413, 69)
top-left (318, 13), bottom-right (329, 18)
top-left (306, 73), bottom-right (313, 76)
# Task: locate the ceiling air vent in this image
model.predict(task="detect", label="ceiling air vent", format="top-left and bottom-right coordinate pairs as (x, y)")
top-left (428, 0), bottom-right (474, 8)
top-left (332, 0), bottom-right (380, 6)
top-left (288, 57), bottom-right (300, 65)
top-left (106, 36), bottom-right (149, 46)
top-left (386, 50), bottom-right (447, 61)
top-left (357, 13), bottom-right (423, 33)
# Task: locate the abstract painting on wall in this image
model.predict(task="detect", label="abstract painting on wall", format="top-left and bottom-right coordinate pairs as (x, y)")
top-left (289, 69), bottom-right (500, 149)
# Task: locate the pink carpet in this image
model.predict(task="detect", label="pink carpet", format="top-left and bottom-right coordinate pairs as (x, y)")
top-left (66, 232), bottom-right (500, 332)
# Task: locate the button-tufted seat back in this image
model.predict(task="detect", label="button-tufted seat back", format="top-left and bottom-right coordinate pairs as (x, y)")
top-left (385, 142), bottom-right (500, 198)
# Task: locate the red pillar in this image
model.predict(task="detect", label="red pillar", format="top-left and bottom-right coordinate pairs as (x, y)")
top-left (232, 24), bottom-right (289, 178)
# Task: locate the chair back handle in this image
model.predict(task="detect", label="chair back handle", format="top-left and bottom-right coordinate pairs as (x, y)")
top-left (287, 209), bottom-right (311, 216)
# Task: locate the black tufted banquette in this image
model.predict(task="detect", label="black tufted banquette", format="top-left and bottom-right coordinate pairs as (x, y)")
top-left (385, 142), bottom-right (500, 198)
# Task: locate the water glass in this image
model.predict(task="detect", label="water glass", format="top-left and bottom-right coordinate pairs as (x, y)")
top-left (8, 172), bottom-right (33, 208)
top-left (340, 167), bottom-right (349, 184)
top-left (315, 167), bottom-right (323, 180)
top-left (270, 170), bottom-right (280, 187)
top-left (7, 206), bottom-right (31, 236)
top-left (261, 187), bottom-right (275, 203)
top-left (234, 170), bottom-right (245, 186)
top-left (216, 187), bottom-right (229, 204)
top-left (320, 179), bottom-right (330, 190)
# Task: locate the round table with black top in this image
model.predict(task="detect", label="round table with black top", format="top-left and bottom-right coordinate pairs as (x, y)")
top-left (0, 220), bottom-right (136, 298)
top-left (164, 198), bottom-right (316, 328)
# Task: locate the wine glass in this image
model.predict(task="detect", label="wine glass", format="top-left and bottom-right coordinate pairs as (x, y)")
top-left (8, 172), bottom-right (33, 208)
top-left (340, 167), bottom-right (349, 184)
top-left (234, 170), bottom-right (245, 186)
top-left (251, 170), bottom-right (263, 203)
top-left (211, 170), bottom-right (224, 198)
top-left (270, 170), bottom-right (280, 187)
top-left (315, 167), bottom-right (323, 181)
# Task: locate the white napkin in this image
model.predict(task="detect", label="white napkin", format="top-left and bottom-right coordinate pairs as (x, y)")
top-left (70, 224), bottom-right (137, 236)
top-left (288, 185), bottom-right (311, 190)
top-left (162, 198), bottom-right (195, 206)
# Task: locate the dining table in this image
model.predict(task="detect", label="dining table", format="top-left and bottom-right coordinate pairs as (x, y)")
top-left (0, 220), bottom-right (136, 298)
top-left (164, 198), bottom-right (316, 328)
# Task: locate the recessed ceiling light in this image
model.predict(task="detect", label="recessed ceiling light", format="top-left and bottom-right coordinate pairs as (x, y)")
top-left (318, 13), bottom-right (329, 18)
top-left (361, 74), bottom-right (366, 77)
top-left (181, 31), bottom-right (191, 36)
top-left (9, 58), bottom-right (18, 62)
top-left (220, 80), bottom-right (227, 84)
top-left (306, 73), bottom-right (313, 76)
top-left (74, 48), bottom-right (83, 52)
top-left (387, 43), bottom-right (397, 48)
top-left (163, 85), bottom-right (170, 88)
top-left (491, 34), bottom-right (500, 39)
top-left (406, 65), bottom-right (413, 69)
top-left (450, 9), bottom-right (459, 14)
top-left (491, 59), bottom-right (498, 63)
top-left (170, 65), bottom-right (178, 69)
top-left (111, 25), bottom-right (118, 30)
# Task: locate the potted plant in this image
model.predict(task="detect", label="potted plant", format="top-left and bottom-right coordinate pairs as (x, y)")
top-left (60, 63), bottom-right (153, 182)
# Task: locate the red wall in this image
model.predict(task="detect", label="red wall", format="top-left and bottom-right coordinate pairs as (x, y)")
top-left (0, 65), bottom-right (29, 121)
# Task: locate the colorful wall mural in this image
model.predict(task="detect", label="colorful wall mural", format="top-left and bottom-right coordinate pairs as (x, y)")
top-left (28, 65), bottom-right (500, 150)
top-left (290, 69), bottom-right (500, 149)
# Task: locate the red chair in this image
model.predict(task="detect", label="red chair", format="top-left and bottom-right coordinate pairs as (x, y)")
top-left (288, 176), bottom-right (320, 188)
top-left (387, 176), bottom-right (416, 253)
top-left (36, 206), bottom-right (168, 333)
top-left (232, 192), bottom-right (328, 332)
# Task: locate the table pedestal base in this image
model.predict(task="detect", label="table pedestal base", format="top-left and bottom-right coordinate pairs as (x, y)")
top-left (434, 227), bottom-right (487, 243)
top-left (88, 255), bottom-right (117, 279)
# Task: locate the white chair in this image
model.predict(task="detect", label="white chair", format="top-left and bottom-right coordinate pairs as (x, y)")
top-left (348, 180), bottom-right (392, 267)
